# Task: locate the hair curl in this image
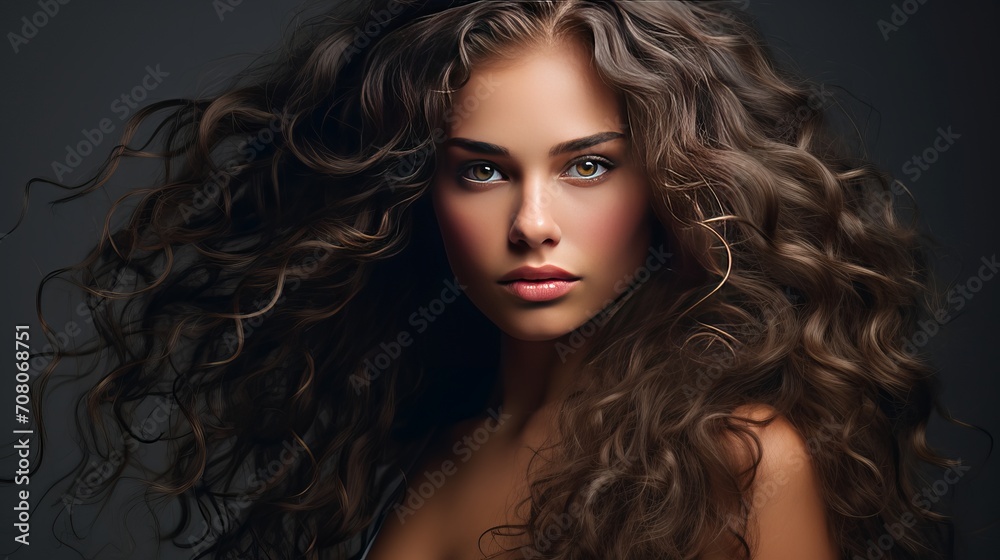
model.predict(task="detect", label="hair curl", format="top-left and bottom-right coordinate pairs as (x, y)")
top-left (22, 0), bottom-right (971, 558)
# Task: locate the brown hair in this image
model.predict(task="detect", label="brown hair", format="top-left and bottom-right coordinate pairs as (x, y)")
top-left (28, 0), bottom-right (964, 558)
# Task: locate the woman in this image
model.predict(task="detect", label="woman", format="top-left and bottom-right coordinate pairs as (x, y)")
top-left (24, 0), bottom-right (961, 558)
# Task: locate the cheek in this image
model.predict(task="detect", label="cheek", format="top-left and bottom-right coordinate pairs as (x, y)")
top-left (432, 192), bottom-right (498, 277)
top-left (575, 185), bottom-right (650, 259)
top-left (585, 208), bottom-right (644, 247)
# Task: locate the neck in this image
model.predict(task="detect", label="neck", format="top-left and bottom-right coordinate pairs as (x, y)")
top-left (483, 329), bottom-right (597, 443)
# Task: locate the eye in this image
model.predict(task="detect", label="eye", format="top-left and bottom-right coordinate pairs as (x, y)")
top-left (564, 157), bottom-right (614, 180)
top-left (459, 163), bottom-right (506, 184)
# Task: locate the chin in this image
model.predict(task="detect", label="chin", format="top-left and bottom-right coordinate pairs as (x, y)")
top-left (502, 328), bottom-right (569, 342)
top-left (492, 312), bottom-right (586, 342)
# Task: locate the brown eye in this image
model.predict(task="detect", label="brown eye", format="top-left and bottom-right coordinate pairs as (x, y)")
top-left (566, 157), bottom-right (613, 180)
top-left (575, 161), bottom-right (599, 177)
top-left (462, 163), bottom-right (503, 183)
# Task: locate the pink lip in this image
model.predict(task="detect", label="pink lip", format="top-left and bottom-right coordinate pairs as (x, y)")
top-left (498, 264), bottom-right (580, 283)
top-left (502, 279), bottom-right (578, 302)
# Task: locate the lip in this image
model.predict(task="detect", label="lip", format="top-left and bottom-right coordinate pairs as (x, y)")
top-left (498, 265), bottom-right (580, 303)
top-left (501, 279), bottom-right (578, 302)
top-left (498, 265), bottom-right (580, 283)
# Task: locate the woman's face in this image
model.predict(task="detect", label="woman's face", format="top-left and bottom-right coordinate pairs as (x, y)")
top-left (431, 39), bottom-right (654, 342)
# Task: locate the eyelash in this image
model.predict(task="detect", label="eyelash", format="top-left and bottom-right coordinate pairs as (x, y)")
top-left (457, 155), bottom-right (617, 186)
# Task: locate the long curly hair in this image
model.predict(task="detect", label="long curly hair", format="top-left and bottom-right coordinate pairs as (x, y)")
top-left (24, 0), bottom-right (966, 558)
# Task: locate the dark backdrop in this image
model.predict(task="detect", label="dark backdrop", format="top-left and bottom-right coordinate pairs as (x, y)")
top-left (0, 1), bottom-right (996, 558)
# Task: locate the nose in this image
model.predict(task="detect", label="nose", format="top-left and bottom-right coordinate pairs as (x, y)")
top-left (508, 174), bottom-right (561, 249)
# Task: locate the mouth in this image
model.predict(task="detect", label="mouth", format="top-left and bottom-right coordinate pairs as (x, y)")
top-left (497, 265), bottom-right (581, 302)
top-left (498, 278), bottom-right (579, 302)
top-left (498, 264), bottom-right (580, 283)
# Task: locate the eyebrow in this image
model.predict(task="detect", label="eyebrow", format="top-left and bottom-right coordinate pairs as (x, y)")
top-left (441, 131), bottom-right (626, 157)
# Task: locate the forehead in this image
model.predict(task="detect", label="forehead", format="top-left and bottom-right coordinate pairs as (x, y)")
top-left (444, 39), bottom-right (625, 147)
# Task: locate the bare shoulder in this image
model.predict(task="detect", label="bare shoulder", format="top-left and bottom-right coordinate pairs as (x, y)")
top-left (728, 404), bottom-right (810, 470)
top-left (702, 404), bottom-right (839, 560)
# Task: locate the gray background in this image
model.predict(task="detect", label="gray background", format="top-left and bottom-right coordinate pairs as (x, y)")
top-left (0, 0), bottom-right (996, 558)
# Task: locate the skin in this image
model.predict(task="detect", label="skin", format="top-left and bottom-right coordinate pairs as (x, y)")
top-left (368, 37), bottom-right (838, 560)
top-left (431, 37), bottom-right (654, 428)
top-left (702, 404), bottom-right (839, 559)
